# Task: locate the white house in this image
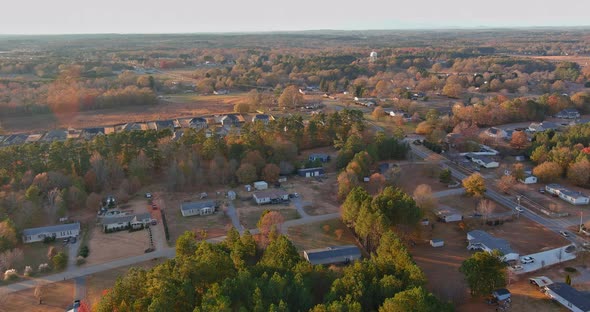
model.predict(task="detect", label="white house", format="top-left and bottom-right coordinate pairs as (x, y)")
top-left (252, 190), bottom-right (289, 205)
top-left (254, 181), bottom-right (268, 190)
top-left (559, 190), bottom-right (590, 205)
top-left (519, 175), bottom-right (538, 184)
top-left (467, 154), bottom-right (499, 168)
top-left (22, 223), bottom-right (81, 243)
top-left (180, 200), bottom-right (216, 217)
top-left (544, 283), bottom-right (590, 312)
top-left (101, 213), bottom-right (152, 233)
top-left (435, 206), bottom-right (463, 223)
top-left (555, 108), bottom-right (580, 119)
top-left (430, 239), bottom-right (444, 247)
top-left (467, 230), bottom-right (519, 262)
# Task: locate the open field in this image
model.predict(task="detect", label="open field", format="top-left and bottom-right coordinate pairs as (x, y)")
top-left (524, 55), bottom-right (590, 67)
top-left (287, 174), bottom-right (341, 216)
top-left (85, 258), bottom-right (166, 308)
top-left (84, 226), bottom-right (151, 266)
top-left (20, 242), bottom-right (67, 273)
top-left (236, 200), bottom-right (299, 229)
top-left (162, 192), bottom-right (230, 241)
top-left (395, 162), bottom-right (450, 194)
top-left (0, 280), bottom-right (74, 312)
top-left (287, 219), bottom-right (358, 251)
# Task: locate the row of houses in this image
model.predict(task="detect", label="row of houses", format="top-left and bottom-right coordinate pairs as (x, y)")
top-left (0, 113), bottom-right (274, 147)
top-left (546, 184), bottom-right (590, 205)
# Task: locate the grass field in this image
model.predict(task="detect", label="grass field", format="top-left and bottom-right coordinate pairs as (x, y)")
top-left (287, 219), bottom-right (357, 251)
top-left (0, 280), bottom-right (74, 312)
top-left (238, 205), bottom-right (300, 230)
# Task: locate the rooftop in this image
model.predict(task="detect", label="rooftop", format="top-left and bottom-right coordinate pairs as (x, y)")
top-left (180, 200), bottom-right (216, 212)
top-left (546, 283), bottom-right (590, 311)
top-left (468, 230), bottom-right (517, 256)
top-left (560, 189), bottom-right (588, 199)
top-left (253, 189), bottom-right (289, 198)
top-left (305, 245), bottom-right (361, 263)
top-left (101, 213), bottom-right (151, 225)
top-left (23, 222), bottom-right (80, 236)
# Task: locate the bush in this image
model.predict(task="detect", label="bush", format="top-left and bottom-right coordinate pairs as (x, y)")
top-left (79, 246), bottom-right (89, 258)
top-left (38, 263), bottom-right (50, 273)
top-left (3, 269), bottom-right (17, 281)
top-left (161, 210), bottom-right (170, 241)
top-left (565, 267), bottom-right (578, 273)
top-left (43, 236), bottom-right (56, 244)
top-left (23, 266), bottom-right (33, 277)
top-left (52, 252), bottom-right (67, 271)
top-left (423, 140), bottom-right (443, 153)
top-left (76, 256), bottom-right (86, 266)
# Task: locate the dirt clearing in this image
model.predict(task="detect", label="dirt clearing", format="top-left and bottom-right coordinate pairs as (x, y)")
top-left (0, 280), bottom-right (74, 312)
top-left (287, 219), bottom-right (358, 251)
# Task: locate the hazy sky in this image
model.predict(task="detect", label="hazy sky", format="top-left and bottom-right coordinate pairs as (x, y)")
top-left (2, 0), bottom-right (590, 34)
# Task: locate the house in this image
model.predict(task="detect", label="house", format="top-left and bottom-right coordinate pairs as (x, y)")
top-left (220, 114), bottom-right (241, 127)
top-left (252, 114), bottom-right (271, 125)
top-left (435, 206), bottom-right (463, 223)
top-left (303, 245), bottom-right (362, 265)
top-left (117, 123), bottom-right (146, 132)
top-left (466, 154), bottom-right (499, 168)
top-left (459, 144), bottom-right (500, 156)
top-left (559, 190), bottom-right (589, 205)
top-left (101, 213), bottom-right (152, 233)
top-left (22, 222), bottom-right (81, 243)
top-left (309, 154), bottom-right (330, 163)
top-left (254, 181), bottom-right (268, 190)
top-left (189, 117), bottom-right (208, 130)
top-left (430, 239), bottom-right (444, 247)
top-left (528, 122), bottom-right (560, 132)
top-left (155, 120), bottom-right (176, 132)
top-left (544, 283), bottom-right (590, 312)
top-left (556, 108), bottom-right (581, 119)
top-left (546, 184), bottom-right (567, 195)
top-left (180, 200), bottom-right (217, 217)
top-left (519, 174), bottom-right (538, 184)
top-left (82, 127), bottom-right (106, 140)
top-left (42, 129), bottom-right (67, 142)
top-left (25, 133), bottom-right (44, 143)
top-left (252, 189), bottom-right (289, 205)
top-left (485, 127), bottom-right (508, 139)
top-left (298, 167), bottom-right (325, 177)
top-left (466, 230), bottom-right (519, 262)
top-left (67, 128), bottom-right (82, 139)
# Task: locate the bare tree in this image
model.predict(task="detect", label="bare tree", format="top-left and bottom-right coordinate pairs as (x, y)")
top-left (34, 282), bottom-right (46, 305)
top-left (413, 184), bottom-right (438, 210)
top-left (477, 199), bottom-right (495, 221)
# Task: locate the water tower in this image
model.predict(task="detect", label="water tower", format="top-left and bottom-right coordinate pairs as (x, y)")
top-left (369, 51), bottom-right (378, 62)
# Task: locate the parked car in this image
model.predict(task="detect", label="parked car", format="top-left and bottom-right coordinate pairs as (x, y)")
top-left (515, 206), bottom-right (524, 213)
top-left (560, 231), bottom-right (570, 238)
top-left (145, 192), bottom-right (152, 198)
top-left (582, 242), bottom-right (590, 250)
top-left (151, 219), bottom-right (157, 226)
top-left (521, 256), bottom-right (535, 264)
top-left (538, 188), bottom-right (545, 194)
top-left (69, 237), bottom-right (77, 244)
top-left (511, 265), bottom-right (524, 271)
top-left (63, 238), bottom-right (69, 245)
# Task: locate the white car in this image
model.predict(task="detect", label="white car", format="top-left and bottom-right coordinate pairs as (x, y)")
top-left (515, 206), bottom-right (524, 213)
top-left (521, 256), bottom-right (535, 264)
top-left (511, 265), bottom-right (524, 271)
top-left (560, 231), bottom-right (570, 238)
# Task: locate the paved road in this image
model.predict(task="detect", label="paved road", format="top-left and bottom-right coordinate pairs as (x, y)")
top-left (411, 145), bottom-right (589, 248)
top-left (0, 210), bottom-right (340, 295)
top-left (74, 276), bottom-right (86, 300)
top-left (225, 201), bottom-right (244, 232)
top-left (432, 188), bottom-right (466, 198)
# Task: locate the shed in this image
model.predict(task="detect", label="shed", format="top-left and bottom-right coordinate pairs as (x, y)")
top-left (435, 206), bottom-right (463, 223)
top-left (545, 283), bottom-right (590, 312)
top-left (278, 176), bottom-right (287, 183)
top-left (254, 181), bottom-right (268, 190)
top-left (303, 245), bottom-right (362, 265)
top-left (492, 289), bottom-right (511, 302)
top-left (529, 276), bottom-right (553, 288)
top-left (298, 167), bottom-right (325, 178)
top-left (519, 175), bottom-right (538, 184)
top-left (180, 200), bottom-right (216, 217)
top-left (430, 239), bottom-right (444, 247)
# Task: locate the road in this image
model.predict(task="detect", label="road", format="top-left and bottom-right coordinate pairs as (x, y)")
top-left (0, 210), bottom-right (340, 295)
top-left (410, 144), bottom-right (589, 248)
top-left (432, 188), bottom-right (465, 198)
top-left (225, 201), bottom-right (244, 232)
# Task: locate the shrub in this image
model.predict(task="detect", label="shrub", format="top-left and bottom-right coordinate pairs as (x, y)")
top-left (565, 267), bottom-right (578, 273)
top-left (38, 263), bottom-right (50, 273)
top-left (76, 256), bottom-right (86, 266)
top-left (52, 252), bottom-right (67, 271)
top-left (79, 246), bottom-right (89, 258)
top-left (23, 266), bottom-right (33, 277)
top-left (43, 236), bottom-right (56, 244)
top-left (4, 269), bottom-right (17, 281)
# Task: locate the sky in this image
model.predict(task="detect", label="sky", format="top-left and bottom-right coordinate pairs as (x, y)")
top-left (2, 0), bottom-right (590, 34)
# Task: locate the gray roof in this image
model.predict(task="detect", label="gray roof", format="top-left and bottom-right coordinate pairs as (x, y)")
top-left (101, 213), bottom-right (151, 225)
top-left (253, 189), bottom-right (289, 199)
top-left (547, 283), bottom-right (590, 311)
top-left (305, 245), bottom-right (361, 264)
top-left (298, 167), bottom-right (324, 172)
top-left (180, 200), bottom-right (216, 212)
top-left (253, 114), bottom-right (269, 120)
top-left (23, 222), bottom-right (80, 236)
top-left (546, 183), bottom-right (565, 190)
top-left (468, 230), bottom-right (517, 255)
top-left (560, 189), bottom-right (588, 199)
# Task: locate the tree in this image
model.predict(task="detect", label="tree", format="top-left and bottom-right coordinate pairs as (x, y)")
top-left (442, 82), bottom-right (462, 98)
top-left (262, 164), bottom-right (280, 183)
top-left (413, 184), bottom-right (437, 210)
top-left (372, 107), bottom-right (385, 120)
top-left (234, 103), bottom-right (250, 114)
top-left (236, 163), bottom-right (258, 184)
top-left (462, 173), bottom-right (486, 197)
top-left (257, 210), bottom-right (285, 238)
top-left (34, 283), bottom-right (46, 305)
top-left (52, 252), bottom-right (67, 271)
top-left (496, 175), bottom-right (516, 194)
top-left (260, 235), bottom-right (300, 270)
top-left (533, 161), bottom-right (562, 182)
top-left (278, 85), bottom-right (303, 108)
top-left (567, 159), bottom-right (590, 187)
top-left (0, 220), bottom-right (17, 252)
top-left (175, 231), bottom-right (197, 257)
top-left (459, 251), bottom-right (507, 296)
top-left (439, 169), bottom-right (452, 184)
top-left (477, 199), bottom-right (495, 221)
top-left (510, 131), bottom-right (528, 149)
top-left (379, 287), bottom-right (453, 312)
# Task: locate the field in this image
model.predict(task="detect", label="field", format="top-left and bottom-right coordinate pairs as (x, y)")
top-left (287, 173), bottom-right (341, 216)
top-left (162, 192), bottom-right (231, 242)
top-left (85, 258), bottom-right (166, 308)
top-left (84, 227), bottom-right (151, 266)
top-left (0, 281), bottom-right (74, 312)
top-left (235, 200), bottom-right (299, 230)
top-left (20, 242), bottom-right (67, 273)
top-left (287, 219), bottom-right (358, 251)
top-left (394, 162), bottom-right (450, 194)
top-left (0, 93), bottom-right (241, 133)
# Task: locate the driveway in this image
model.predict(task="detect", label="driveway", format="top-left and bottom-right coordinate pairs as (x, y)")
top-left (67, 236), bottom-right (81, 270)
top-left (291, 198), bottom-right (310, 219)
top-left (226, 201), bottom-right (244, 232)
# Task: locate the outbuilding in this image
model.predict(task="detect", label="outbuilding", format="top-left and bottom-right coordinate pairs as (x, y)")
top-left (519, 175), bottom-right (538, 184)
top-left (180, 200), bottom-right (217, 217)
top-left (435, 206), bottom-right (463, 223)
top-left (430, 239), bottom-right (444, 247)
top-left (303, 245), bottom-right (362, 265)
top-left (254, 181), bottom-right (268, 190)
top-left (298, 167), bottom-right (325, 178)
